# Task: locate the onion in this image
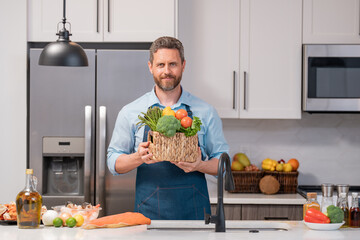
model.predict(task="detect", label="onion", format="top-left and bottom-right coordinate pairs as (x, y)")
top-left (42, 210), bottom-right (58, 226)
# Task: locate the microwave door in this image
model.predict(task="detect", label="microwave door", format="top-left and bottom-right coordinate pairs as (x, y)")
top-left (304, 45), bottom-right (360, 112)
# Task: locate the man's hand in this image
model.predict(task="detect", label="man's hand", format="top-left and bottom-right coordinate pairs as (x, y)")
top-left (171, 147), bottom-right (202, 173)
top-left (137, 141), bottom-right (159, 164)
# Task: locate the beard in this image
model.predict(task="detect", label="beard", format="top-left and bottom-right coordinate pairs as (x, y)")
top-left (154, 73), bottom-right (182, 91)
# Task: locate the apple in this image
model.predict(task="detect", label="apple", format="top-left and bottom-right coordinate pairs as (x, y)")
top-left (231, 161), bottom-right (244, 171)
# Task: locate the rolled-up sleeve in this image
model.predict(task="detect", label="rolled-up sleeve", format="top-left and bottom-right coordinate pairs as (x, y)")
top-left (204, 106), bottom-right (229, 160)
top-left (107, 108), bottom-right (134, 175)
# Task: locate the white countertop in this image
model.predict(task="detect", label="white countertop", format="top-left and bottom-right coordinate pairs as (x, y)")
top-left (1, 221), bottom-right (359, 240)
top-left (209, 192), bottom-right (306, 205)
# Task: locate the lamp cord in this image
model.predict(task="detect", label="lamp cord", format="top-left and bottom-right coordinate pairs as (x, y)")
top-left (62, 0), bottom-right (66, 27)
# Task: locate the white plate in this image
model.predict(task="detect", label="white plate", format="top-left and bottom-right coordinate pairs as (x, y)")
top-left (303, 221), bottom-right (344, 231)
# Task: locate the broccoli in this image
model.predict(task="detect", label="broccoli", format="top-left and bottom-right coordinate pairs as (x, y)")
top-left (327, 205), bottom-right (344, 223)
top-left (156, 115), bottom-right (181, 137)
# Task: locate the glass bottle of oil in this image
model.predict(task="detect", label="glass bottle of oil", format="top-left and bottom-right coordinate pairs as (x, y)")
top-left (16, 169), bottom-right (42, 229)
top-left (337, 192), bottom-right (349, 228)
top-left (303, 192), bottom-right (320, 219)
top-left (350, 192), bottom-right (360, 228)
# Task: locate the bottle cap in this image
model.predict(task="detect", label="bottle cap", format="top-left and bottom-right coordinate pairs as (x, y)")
top-left (26, 169), bottom-right (34, 174)
top-left (307, 192), bottom-right (317, 199)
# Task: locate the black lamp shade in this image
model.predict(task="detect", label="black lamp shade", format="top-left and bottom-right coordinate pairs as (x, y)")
top-left (38, 41), bottom-right (88, 67)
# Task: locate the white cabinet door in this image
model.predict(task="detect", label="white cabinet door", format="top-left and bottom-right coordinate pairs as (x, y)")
top-left (28, 0), bottom-right (103, 42)
top-left (28, 0), bottom-right (177, 42)
top-left (104, 0), bottom-right (177, 42)
top-left (178, 0), bottom-right (240, 118)
top-left (239, 0), bottom-right (302, 119)
top-left (303, 0), bottom-right (360, 44)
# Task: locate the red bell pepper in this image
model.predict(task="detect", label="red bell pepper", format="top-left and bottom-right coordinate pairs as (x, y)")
top-left (304, 208), bottom-right (330, 223)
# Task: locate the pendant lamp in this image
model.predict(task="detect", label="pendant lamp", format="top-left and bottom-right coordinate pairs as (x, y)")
top-left (39, 0), bottom-right (88, 67)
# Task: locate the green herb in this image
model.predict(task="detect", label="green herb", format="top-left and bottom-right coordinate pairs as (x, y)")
top-left (136, 106), bottom-right (162, 131)
top-left (179, 116), bottom-right (202, 137)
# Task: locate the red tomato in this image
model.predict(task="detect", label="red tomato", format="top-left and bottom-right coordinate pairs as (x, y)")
top-left (175, 109), bottom-right (188, 120)
top-left (181, 117), bottom-right (192, 128)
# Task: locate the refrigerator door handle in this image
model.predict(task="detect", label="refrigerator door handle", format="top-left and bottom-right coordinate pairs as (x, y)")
top-left (84, 106), bottom-right (92, 203)
top-left (96, 106), bottom-right (106, 214)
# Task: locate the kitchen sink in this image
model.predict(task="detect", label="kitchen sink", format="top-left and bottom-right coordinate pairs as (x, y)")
top-left (147, 220), bottom-right (290, 232)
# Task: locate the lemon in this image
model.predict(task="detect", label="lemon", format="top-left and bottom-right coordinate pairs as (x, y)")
top-left (162, 106), bottom-right (175, 116)
top-left (66, 217), bottom-right (77, 228)
top-left (53, 217), bottom-right (63, 228)
top-left (73, 214), bottom-right (84, 227)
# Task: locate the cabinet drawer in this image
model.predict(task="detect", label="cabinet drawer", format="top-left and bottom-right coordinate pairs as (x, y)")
top-left (242, 204), bottom-right (303, 220)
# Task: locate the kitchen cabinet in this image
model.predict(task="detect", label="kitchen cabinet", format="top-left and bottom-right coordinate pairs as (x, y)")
top-left (210, 204), bottom-right (303, 220)
top-left (303, 0), bottom-right (360, 44)
top-left (179, 0), bottom-right (301, 119)
top-left (28, 0), bottom-right (177, 42)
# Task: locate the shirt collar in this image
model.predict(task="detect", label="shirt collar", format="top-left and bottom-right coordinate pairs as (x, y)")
top-left (147, 85), bottom-right (192, 109)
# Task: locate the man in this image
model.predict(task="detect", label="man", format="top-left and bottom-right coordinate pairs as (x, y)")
top-left (107, 36), bottom-right (229, 220)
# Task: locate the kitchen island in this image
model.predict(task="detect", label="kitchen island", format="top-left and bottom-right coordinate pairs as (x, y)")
top-left (1, 221), bottom-right (359, 240)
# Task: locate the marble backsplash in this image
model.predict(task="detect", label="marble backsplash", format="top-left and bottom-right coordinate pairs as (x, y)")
top-left (220, 113), bottom-right (360, 186)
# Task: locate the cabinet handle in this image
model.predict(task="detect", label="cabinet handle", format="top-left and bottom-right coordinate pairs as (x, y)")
top-left (264, 217), bottom-right (289, 220)
top-left (96, 0), bottom-right (99, 33)
top-left (108, 0), bottom-right (110, 32)
top-left (244, 71), bottom-right (248, 110)
top-left (233, 71), bottom-right (236, 109)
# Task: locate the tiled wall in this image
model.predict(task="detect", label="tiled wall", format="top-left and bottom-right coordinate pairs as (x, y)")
top-left (222, 113), bottom-right (360, 186)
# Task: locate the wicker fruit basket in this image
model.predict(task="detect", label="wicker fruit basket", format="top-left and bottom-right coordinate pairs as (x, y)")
top-left (148, 131), bottom-right (198, 162)
top-left (228, 171), bottom-right (264, 193)
top-left (263, 171), bottom-right (299, 193)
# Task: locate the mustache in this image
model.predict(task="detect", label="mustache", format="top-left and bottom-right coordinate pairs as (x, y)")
top-left (161, 74), bottom-right (176, 79)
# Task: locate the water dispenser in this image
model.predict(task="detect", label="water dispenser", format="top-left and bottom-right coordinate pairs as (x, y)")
top-left (42, 137), bottom-right (85, 206)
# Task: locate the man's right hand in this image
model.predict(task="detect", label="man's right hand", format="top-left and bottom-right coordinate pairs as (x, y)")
top-left (137, 141), bottom-right (158, 164)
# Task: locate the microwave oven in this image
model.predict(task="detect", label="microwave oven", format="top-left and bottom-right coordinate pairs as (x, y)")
top-left (303, 45), bottom-right (360, 112)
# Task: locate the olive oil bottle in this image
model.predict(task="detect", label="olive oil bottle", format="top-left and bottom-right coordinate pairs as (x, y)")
top-left (16, 169), bottom-right (42, 229)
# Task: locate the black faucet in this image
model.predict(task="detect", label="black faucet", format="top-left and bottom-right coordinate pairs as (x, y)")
top-left (205, 152), bottom-right (235, 232)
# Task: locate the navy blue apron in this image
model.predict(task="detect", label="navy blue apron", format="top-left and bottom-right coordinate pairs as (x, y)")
top-left (134, 105), bottom-right (211, 220)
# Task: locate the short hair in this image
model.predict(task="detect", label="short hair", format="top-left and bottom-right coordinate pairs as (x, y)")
top-left (149, 36), bottom-right (185, 64)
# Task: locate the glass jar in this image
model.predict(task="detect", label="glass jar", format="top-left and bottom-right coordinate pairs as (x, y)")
top-left (303, 192), bottom-right (320, 219)
top-left (350, 192), bottom-right (360, 228)
top-left (337, 192), bottom-right (349, 227)
top-left (321, 183), bottom-right (334, 214)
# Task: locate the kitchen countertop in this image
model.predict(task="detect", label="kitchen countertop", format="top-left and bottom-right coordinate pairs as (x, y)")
top-left (209, 191), bottom-right (306, 205)
top-left (1, 221), bottom-right (359, 240)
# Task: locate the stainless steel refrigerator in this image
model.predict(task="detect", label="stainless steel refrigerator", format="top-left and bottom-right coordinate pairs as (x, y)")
top-left (29, 48), bottom-right (154, 216)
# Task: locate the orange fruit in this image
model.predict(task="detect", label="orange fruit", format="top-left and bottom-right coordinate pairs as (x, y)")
top-left (287, 158), bottom-right (299, 171)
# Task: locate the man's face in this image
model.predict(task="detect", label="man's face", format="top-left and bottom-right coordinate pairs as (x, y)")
top-left (148, 48), bottom-right (185, 92)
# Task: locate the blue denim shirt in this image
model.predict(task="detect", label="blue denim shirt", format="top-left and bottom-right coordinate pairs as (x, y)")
top-left (107, 86), bottom-right (229, 175)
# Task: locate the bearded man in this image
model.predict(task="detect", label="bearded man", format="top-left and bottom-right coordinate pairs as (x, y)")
top-left (107, 36), bottom-right (229, 220)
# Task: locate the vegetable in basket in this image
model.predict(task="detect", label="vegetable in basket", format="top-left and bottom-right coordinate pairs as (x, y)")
top-left (156, 115), bottom-right (181, 137)
top-left (327, 205), bottom-right (344, 223)
top-left (137, 106), bottom-right (202, 138)
top-left (136, 107), bottom-right (162, 131)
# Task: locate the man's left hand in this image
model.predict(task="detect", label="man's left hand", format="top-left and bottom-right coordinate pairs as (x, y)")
top-left (171, 147), bottom-right (202, 173)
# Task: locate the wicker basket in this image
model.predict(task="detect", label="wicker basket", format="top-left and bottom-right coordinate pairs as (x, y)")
top-left (228, 171), bottom-right (264, 193)
top-left (147, 131), bottom-right (198, 162)
top-left (263, 171), bottom-right (299, 193)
